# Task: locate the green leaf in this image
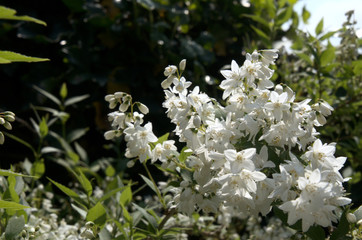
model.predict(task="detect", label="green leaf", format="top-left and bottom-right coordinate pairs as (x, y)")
top-left (67, 150), bottom-right (80, 163)
top-left (136, 0), bottom-right (156, 11)
top-left (302, 6), bottom-right (311, 24)
top-left (67, 128), bottom-right (89, 143)
top-left (315, 18), bottom-right (324, 35)
top-left (7, 175), bottom-right (19, 203)
top-left (242, 14), bottom-right (269, 28)
top-left (31, 159), bottom-right (45, 179)
top-left (0, 6), bottom-right (46, 25)
top-left (5, 215), bottom-right (25, 240)
top-left (330, 211), bottom-right (350, 240)
top-left (39, 117), bottom-right (48, 138)
top-left (60, 83), bottom-right (68, 100)
top-left (2, 132), bottom-right (36, 157)
top-left (250, 25), bottom-right (271, 46)
top-left (0, 51), bottom-right (48, 64)
top-left (179, 147), bottom-right (192, 163)
top-left (296, 52), bottom-right (313, 65)
top-left (62, 0), bottom-right (85, 12)
top-left (64, 94), bottom-right (90, 106)
top-left (119, 184), bottom-right (132, 206)
top-left (319, 30), bottom-right (338, 41)
top-left (98, 186), bottom-right (126, 203)
top-left (275, 6), bottom-right (293, 26)
top-left (139, 174), bottom-right (157, 195)
top-left (86, 202), bottom-right (107, 227)
top-left (0, 169), bottom-right (33, 178)
top-left (132, 203), bottom-right (158, 231)
top-left (120, 203), bottom-right (132, 223)
top-left (0, 200), bottom-right (30, 210)
top-left (33, 85), bottom-right (61, 106)
top-left (47, 177), bottom-right (86, 207)
top-left (105, 165), bottom-right (115, 177)
top-left (306, 225), bottom-right (325, 240)
top-left (77, 170), bottom-right (93, 197)
top-left (71, 203), bottom-right (87, 219)
top-left (352, 60), bottom-right (362, 75)
top-left (320, 44), bottom-right (335, 67)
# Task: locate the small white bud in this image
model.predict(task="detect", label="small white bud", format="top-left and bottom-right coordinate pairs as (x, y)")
top-left (0, 118), bottom-right (5, 125)
top-left (0, 132), bottom-right (4, 144)
top-left (81, 229), bottom-right (95, 239)
top-left (180, 180), bottom-right (189, 188)
top-left (193, 115), bottom-right (201, 128)
top-left (119, 101), bottom-right (130, 112)
top-left (114, 92), bottom-right (125, 99)
top-left (127, 160), bottom-right (135, 168)
top-left (4, 115), bottom-right (15, 122)
top-left (275, 84), bottom-right (283, 94)
top-left (104, 94), bottom-right (115, 102)
top-left (347, 213), bottom-right (357, 223)
top-left (3, 121), bottom-right (12, 130)
top-left (104, 130), bottom-right (116, 140)
top-left (85, 221), bottom-right (95, 228)
top-left (357, 219), bottom-right (362, 226)
top-left (137, 102), bottom-right (149, 115)
top-left (179, 59), bottom-right (186, 71)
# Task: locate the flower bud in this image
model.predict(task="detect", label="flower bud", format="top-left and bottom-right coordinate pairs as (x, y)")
top-left (357, 219), bottom-right (362, 226)
top-left (3, 121), bottom-right (12, 130)
top-left (137, 102), bottom-right (149, 115)
top-left (180, 180), bottom-right (189, 188)
top-left (115, 92), bottom-right (128, 100)
top-left (85, 221), bottom-right (95, 229)
top-left (193, 115), bottom-right (201, 128)
top-left (81, 229), bottom-right (95, 239)
top-left (104, 130), bottom-right (116, 140)
top-left (119, 101), bottom-right (130, 112)
top-left (127, 160), bottom-right (135, 168)
top-left (347, 212), bottom-right (357, 223)
top-left (4, 114), bottom-right (15, 122)
top-left (179, 59), bottom-right (186, 71)
top-left (0, 118), bottom-right (5, 125)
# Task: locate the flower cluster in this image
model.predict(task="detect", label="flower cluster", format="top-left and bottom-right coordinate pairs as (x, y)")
top-left (105, 49), bottom-right (351, 232)
top-left (0, 111), bottom-right (15, 144)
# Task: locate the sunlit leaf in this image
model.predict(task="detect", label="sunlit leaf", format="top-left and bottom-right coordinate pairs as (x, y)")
top-left (315, 18), bottom-right (324, 35)
top-left (0, 6), bottom-right (46, 25)
top-left (0, 200), bottom-right (30, 210)
top-left (320, 44), bottom-right (335, 67)
top-left (119, 184), bottom-right (132, 206)
top-left (0, 169), bottom-right (34, 178)
top-left (86, 202), bottom-right (107, 227)
top-left (0, 51), bottom-right (48, 64)
top-left (302, 6), bottom-right (311, 24)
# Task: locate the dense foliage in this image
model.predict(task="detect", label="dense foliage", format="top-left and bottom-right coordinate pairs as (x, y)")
top-left (0, 0), bottom-right (361, 239)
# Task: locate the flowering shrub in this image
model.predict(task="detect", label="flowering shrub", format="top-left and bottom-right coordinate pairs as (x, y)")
top-left (104, 49), bottom-right (357, 236)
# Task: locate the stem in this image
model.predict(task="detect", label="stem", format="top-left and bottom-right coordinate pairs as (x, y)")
top-left (142, 161), bottom-right (167, 209)
top-left (158, 208), bottom-right (177, 231)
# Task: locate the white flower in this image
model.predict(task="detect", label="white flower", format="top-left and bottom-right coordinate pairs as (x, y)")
top-left (264, 91), bottom-right (290, 122)
top-left (164, 65), bottom-right (177, 76)
top-left (224, 148), bottom-right (256, 173)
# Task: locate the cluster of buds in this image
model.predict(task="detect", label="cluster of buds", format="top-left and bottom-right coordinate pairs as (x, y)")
top-left (0, 111), bottom-right (15, 144)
